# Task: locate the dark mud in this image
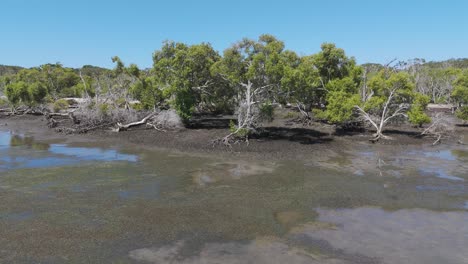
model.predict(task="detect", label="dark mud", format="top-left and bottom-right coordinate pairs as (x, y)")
top-left (2, 114), bottom-right (465, 161)
top-left (0, 115), bottom-right (467, 263)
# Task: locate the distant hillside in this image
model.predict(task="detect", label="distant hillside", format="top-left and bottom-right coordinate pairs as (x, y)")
top-left (361, 58), bottom-right (468, 70)
top-left (423, 58), bottom-right (468, 69)
top-left (0, 65), bottom-right (24, 76)
top-left (76, 65), bottom-right (111, 76)
top-left (0, 64), bottom-right (111, 77)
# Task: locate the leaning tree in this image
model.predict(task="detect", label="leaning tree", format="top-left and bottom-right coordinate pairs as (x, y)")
top-left (355, 68), bottom-right (428, 141)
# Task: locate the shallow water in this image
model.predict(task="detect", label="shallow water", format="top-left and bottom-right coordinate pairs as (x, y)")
top-left (0, 130), bottom-right (467, 263)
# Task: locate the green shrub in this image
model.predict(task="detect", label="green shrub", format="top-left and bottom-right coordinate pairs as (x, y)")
top-left (98, 103), bottom-right (110, 116)
top-left (408, 107), bottom-right (431, 127)
top-left (130, 102), bottom-right (144, 111)
top-left (283, 111), bottom-right (299, 119)
top-left (312, 109), bottom-right (328, 120)
top-left (455, 105), bottom-right (468, 121)
top-left (408, 93), bottom-right (431, 127)
top-left (53, 99), bottom-right (69, 112)
top-left (0, 97), bottom-right (8, 107)
top-left (259, 101), bottom-right (274, 122)
top-left (229, 120), bottom-right (250, 138)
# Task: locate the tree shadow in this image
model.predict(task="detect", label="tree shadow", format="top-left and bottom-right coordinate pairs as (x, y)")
top-left (382, 129), bottom-right (424, 138)
top-left (253, 126), bottom-right (333, 145)
top-left (333, 126), bottom-right (366, 136)
top-left (187, 115), bottom-right (234, 129)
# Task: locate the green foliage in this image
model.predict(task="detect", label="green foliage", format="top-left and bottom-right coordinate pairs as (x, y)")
top-left (455, 106), bottom-right (468, 121)
top-left (408, 93), bottom-right (431, 127)
top-left (407, 93), bottom-right (431, 127)
top-left (4, 35), bottom-right (467, 131)
top-left (408, 107), bottom-right (431, 126)
top-left (312, 109), bottom-right (328, 120)
top-left (98, 103), bottom-right (110, 117)
top-left (283, 111), bottom-right (299, 119)
top-left (323, 91), bottom-right (360, 124)
top-left (172, 87), bottom-right (197, 120)
top-left (3, 64), bottom-right (89, 108)
top-left (0, 97), bottom-right (8, 107)
top-left (452, 72), bottom-right (468, 121)
top-left (152, 41), bottom-right (223, 119)
top-left (369, 71), bottom-right (415, 98)
top-left (28, 82), bottom-right (47, 105)
top-left (364, 70), bottom-right (415, 118)
top-left (229, 120), bottom-right (250, 138)
top-left (281, 55), bottom-right (321, 108)
top-left (313, 43), bottom-right (358, 83)
top-left (5, 81), bottom-right (46, 106)
top-left (130, 76), bottom-right (165, 110)
top-left (53, 99), bottom-right (69, 112)
top-left (5, 81), bottom-right (24, 106)
top-left (281, 43), bottom-right (362, 125)
top-left (452, 73), bottom-right (468, 104)
top-left (408, 95), bottom-right (429, 125)
top-left (259, 101), bottom-right (274, 122)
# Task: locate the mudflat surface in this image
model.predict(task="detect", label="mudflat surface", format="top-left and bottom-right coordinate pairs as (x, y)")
top-left (2, 114), bottom-right (465, 160)
top-left (0, 115), bottom-right (467, 263)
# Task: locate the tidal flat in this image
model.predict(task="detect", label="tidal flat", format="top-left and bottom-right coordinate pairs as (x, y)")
top-left (0, 123), bottom-right (467, 263)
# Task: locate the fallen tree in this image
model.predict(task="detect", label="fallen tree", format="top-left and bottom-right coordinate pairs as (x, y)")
top-left (112, 112), bottom-right (158, 132)
top-left (421, 113), bottom-right (454, 145)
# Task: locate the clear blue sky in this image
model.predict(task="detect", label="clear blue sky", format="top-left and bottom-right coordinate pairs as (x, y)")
top-left (1, 0), bottom-right (467, 69)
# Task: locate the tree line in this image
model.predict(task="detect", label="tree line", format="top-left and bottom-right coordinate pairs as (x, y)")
top-left (1, 35), bottom-right (467, 141)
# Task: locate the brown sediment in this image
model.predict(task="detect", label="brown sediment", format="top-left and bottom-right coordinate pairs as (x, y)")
top-left (0, 114), bottom-right (466, 162)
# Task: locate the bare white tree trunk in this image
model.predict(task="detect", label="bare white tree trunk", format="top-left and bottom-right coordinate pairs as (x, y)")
top-left (355, 88), bottom-right (407, 141)
top-left (216, 80), bottom-right (270, 147)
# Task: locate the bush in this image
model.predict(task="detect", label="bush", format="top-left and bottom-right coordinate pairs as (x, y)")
top-left (455, 106), bottom-right (468, 121)
top-left (312, 108), bottom-right (328, 120)
top-left (408, 93), bottom-right (431, 127)
top-left (130, 102), bottom-right (145, 111)
top-left (408, 107), bottom-right (431, 127)
top-left (229, 120), bottom-right (250, 138)
top-left (0, 97), bottom-right (8, 107)
top-left (283, 111), bottom-right (299, 119)
top-left (53, 99), bottom-right (69, 112)
top-left (259, 101), bottom-right (274, 122)
top-left (98, 103), bottom-right (110, 117)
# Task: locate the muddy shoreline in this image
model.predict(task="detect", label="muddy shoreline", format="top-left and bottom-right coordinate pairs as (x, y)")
top-left (1, 115), bottom-right (467, 263)
top-left (1, 114), bottom-right (466, 160)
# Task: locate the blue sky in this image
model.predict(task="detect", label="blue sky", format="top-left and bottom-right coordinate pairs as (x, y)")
top-left (1, 0), bottom-right (467, 68)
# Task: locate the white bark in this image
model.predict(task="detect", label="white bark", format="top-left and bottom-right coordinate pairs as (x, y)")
top-left (113, 112), bottom-right (156, 132)
top-left (355, 88), bottom-right (408, 141)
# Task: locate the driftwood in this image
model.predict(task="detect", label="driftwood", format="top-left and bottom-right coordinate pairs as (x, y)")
top-left (47, 110), bottom-right (79, 125)
top-left (421, 113), bottom-right (453, 145)
top-left (112, 112), bottom-right (166, 132)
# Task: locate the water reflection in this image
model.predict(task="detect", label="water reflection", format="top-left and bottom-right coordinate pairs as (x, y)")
top-left (0, 129), bottom-right (467, 263)
top-left (291, 207), bottom-right (468, 264)
top-left (0, 131), bottom-right (137, 171)
top-left (9, 134), bottom-right (50, 150)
